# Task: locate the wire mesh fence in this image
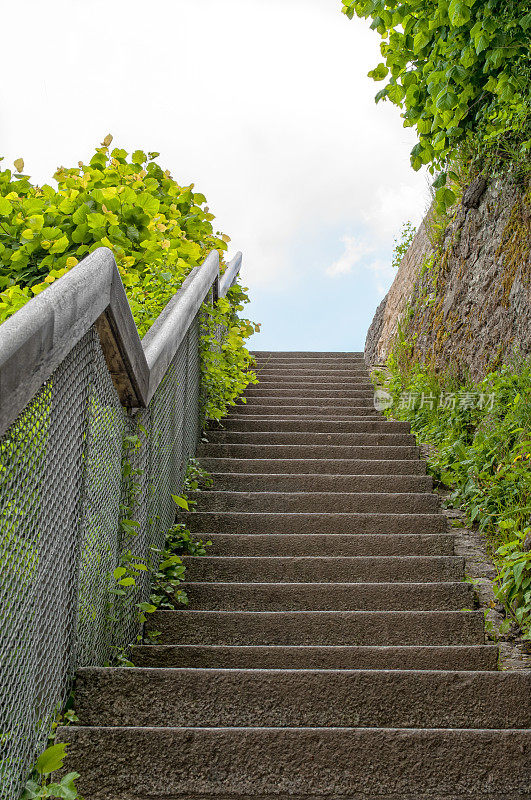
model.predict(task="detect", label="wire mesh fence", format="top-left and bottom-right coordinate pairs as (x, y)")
top-left (0, 286), bottom-right (223, 798)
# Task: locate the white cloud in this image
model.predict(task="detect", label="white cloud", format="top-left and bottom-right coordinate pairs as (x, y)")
top-left (0, 0), bottom-right (429, 293)
top-left (325, 235), bottom-right (394, 296)
top-left (362, 183), bottom-right (429, 239)
top-left (326, 235), bottom-right (374, 277)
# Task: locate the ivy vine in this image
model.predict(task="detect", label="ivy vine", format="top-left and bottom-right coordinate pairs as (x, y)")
top-left (342, 0), bottom-right (531, 206)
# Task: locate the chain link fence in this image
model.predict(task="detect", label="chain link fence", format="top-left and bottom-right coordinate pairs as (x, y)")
top-left (0, 254), bottom-right (236, 799)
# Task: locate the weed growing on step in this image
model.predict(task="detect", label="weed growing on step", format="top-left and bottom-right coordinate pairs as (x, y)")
top-left (184, 458), bottom-right (214, 492)
top-left (149, 523), bottom-right (211, 610)
top-left (378, 354), bottom-right (531, 637)
top-left (483, 609), bottom-right (512, 643)
top-left (20, 709), bottom-right (81, 800)
top-left (21, 745), bottom-right (82, 800)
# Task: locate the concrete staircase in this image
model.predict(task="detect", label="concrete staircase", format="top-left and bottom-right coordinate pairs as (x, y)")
top-left (60, 352), bottom-right (531, 799)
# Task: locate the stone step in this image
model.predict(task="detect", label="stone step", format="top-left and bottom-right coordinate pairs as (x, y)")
top-left (253, 369), bottom-right (372, 379)
top-left (230, 404), bottom-right (381, 416)
top-left (251, 350), bottom-right (365, 358)
top-left (183, 511), bottom-right (446, 534)
top-left (255, 363), bottom-right (371, 373)
top-left (227, 412), bottom-right (387, 422)
top-left (206, 431), bottom-right (415, 447)
top-left (250, 381), bottom-right (378, 391)
top-left (197, 443), bottom-right (420, 459)
top-left (203, 533), bottom-right (455, 556)
top-left (255, 356), bottom-right (369, 365)
top-left (180, 556), bottom-right (463, 583)
top-left (132, 644), bottom-right (499, 671)
top-left (74, 668), bottom-right (530, 729)
top-left (189, 490), bottom-right (439, 514)
top-left (174, 581), bottom-right (472, 611)
top-left (254, 363), bottom-right (369, 372)
top-left (148, 610), bottom-right (485, 646)
top-left (252, 354), bottom-right (366, 362)
top-left (199, 458), bottom-right (427, 475)
top-left (252, 368), bottom-right (370, 381)
top-left (251, 370), bottom-right (370, 380)
top-left (58, 725), bottom-right (531, 800)
top-left (255, 358), bottom-right (369, 366)
top-left (208, 473), bottom-right (432, 493)
top-left (238, 395), bottom-right (375, 407)
top-left (214, 419), bottom-right (410, 433)
top-left (246, 385), bottom-right (376, 395)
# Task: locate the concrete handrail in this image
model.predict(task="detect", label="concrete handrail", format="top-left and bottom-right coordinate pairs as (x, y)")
top-left (0, 246), bottom-right (242, 436)
top-left (218, 252), bottom-right (243, 300)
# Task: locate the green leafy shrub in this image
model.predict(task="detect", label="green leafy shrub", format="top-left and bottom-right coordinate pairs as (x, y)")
top-left (0, 138), bottom-right (224, 301)
top-left (379, 354), bottom-right (531, 636)
top-left (0, 138), bottom-right (257, 418)
top-left (495, 534), bottom-right (531, 632)
top-left (342, 0), bottom-right (531, 197)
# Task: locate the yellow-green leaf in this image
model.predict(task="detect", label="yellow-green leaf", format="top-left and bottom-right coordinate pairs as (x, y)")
top-left (172, 495), bottom-right (189, 511)
top-left (49, 235), bottom-right (69, 254)
top-left (36, 743), bottom-right (68, 776)
top-left (0, 196), bottom-right (13, 216)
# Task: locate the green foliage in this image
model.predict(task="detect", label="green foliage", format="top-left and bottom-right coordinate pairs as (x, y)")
top-left (110, 430), bottom-right (155, 629)
top-left (34, 745), bottom-right (67, 777)
top-left (107, 449), bottom-right (214, 653)
top-left (380, 354), bottom-right (531, 635)
top-left (342, 0), bottom-right (531, 180)
top-left (21, 745), bottom-right (83, 800)
top-left (149, 523), bottom-right (211, 610)
top-left (0, 136), bottom-right (224, 308)
top-left (182, 458), bottom-right (214, 492)
top-left (1, 143), bottom-right (256, 796)
top-left (201, 284), bottom-right (259, 421)
top-left (149, 461), bottom-right (213, 610)
top-left (171, 495), bottom-right (189, 511)
top-left (495, 535), bottom-right (531, 633)
top-left (0, 138), bottom-right (257, 420)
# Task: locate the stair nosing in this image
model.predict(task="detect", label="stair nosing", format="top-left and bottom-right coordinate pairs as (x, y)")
top-left (179, 579), bottom-right (469, 587)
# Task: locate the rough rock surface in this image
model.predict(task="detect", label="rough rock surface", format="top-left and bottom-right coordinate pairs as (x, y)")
top-left (442, 493), bottom-right (531, 671)
top-left (366, 216), bottom-right (434, 366)
top-left (366, 178), bottom-right (531, 379)
top-left (364, 295), bottom-right (387, 367)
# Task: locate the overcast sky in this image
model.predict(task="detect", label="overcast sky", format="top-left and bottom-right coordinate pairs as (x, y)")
top-left (1, 0), bottom-right (429, 351)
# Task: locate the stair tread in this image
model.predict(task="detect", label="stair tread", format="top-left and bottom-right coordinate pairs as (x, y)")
top-left (131, 643), bottom-right (499, 670)
top-left (74, 667), bottom-right (530, 729)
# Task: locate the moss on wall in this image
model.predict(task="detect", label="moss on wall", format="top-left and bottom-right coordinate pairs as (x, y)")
top-left (369, 177), bottom-right (531, 381)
